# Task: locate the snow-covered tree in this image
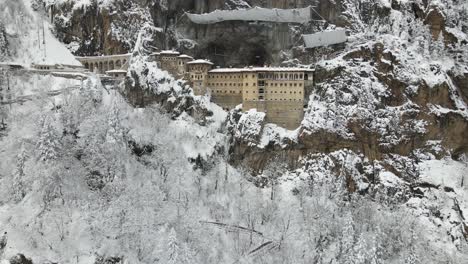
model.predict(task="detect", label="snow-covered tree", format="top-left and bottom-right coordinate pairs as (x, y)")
top-left (0, 22), bottom-right (9, 61)
top-left (402, 226), bottom-right (421, 264)
top-left (160, 228), bottom-right (195, 264)
top-left (36, 116), bottom-right (61, 162)
top-left (339, 214), bottom-right (356, 260)
top-left (11, 147), bottom-right (29, 202)
top-left (431, 33), bottom-right (446, 58)
top-left (106, 100), bottom-right (126, 145)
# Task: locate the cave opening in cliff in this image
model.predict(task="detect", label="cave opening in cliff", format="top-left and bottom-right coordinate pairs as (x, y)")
top-left (248, 45), bottom-right (269, 66)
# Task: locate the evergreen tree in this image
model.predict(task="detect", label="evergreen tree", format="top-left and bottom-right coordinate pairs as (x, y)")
top-left (340, 215), bottom-right (355, 261)
top-left (106, 100), bottom-right (126, 145)
top-left (12, 147), bottom-right (28, 202)
top-left (405, 228), bottom-right (421, 264)
top-left (30, 0), bottom-right (44, 11)
top-left (36, 116), bottom-right (61, 162)
top-left (161, 228), bottom-right (195, 264)
top-left (431, 33), bottom-right (445, 58)
top-left (0, 22), bottom-right (9, 61)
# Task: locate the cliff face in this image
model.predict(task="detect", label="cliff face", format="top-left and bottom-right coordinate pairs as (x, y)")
top-left (228, 0), bottom-right (468, 174)
top-left (49, 0), bottom-right (339, 61)
top-left (52, 1), bottom-right (157, 56)
top-left (48, 0), bottom-right (468, 168)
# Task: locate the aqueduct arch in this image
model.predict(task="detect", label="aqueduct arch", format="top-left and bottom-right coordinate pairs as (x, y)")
top-left (75, 54), bottom-right (132, 74)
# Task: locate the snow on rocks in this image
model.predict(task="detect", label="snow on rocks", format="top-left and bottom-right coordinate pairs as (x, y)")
top-left (419, 159), bottom-right (467, 190)
top-left (186, 6), bottom-right (312, 24)
top-left (378, 170), bottom-right (407, 188)
top-left (127, 55), bottom-right (184, 95)
top-left (0, 0), bottom-right (82, 66)
top-left (234, 109), bottom-right (265, 144)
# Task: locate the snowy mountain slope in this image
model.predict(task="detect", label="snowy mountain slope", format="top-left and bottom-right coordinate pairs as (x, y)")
top-left (230, 0), bottom-right (468, 168)
top-left (0, 0), bottom-right (467, 263)
top-left (1, 78), bottom-right (467, 263)
top-left (0, 0), bottom-right (81, 66)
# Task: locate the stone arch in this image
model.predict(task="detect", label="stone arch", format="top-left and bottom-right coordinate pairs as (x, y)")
top-left (116, 60), bottom-right (122, 69)
top-left (109, 60), bottom-right (114, 70)
top-left (99, 62), bottom-right (103, 73)
top-left (84, 62), bottom-right (89, 70)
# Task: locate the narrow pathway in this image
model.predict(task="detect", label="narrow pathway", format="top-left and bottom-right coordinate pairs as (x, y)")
top-left (1, 85), bottom-right (81, 105)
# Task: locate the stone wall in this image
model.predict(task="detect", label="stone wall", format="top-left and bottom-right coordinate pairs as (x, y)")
top-left (244, 100), bottom-right (304, 129)
top-left (211, 93), bottom-right (243, 110)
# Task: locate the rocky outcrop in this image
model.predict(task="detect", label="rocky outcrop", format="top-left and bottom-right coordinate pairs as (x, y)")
top-left (229, 41), bottom-right (468, 174)
top-left (52, 1), bottom-right (156, 55)
top-left (122, 57), bottom-right (214, 125)
top-left (50, 0), bottom-right (336, 64)
top-left (94, 255), bottom-right (122, 264)
top-left (450, 70), bottom-right (468, 104)
top-left (423, 5), bottom-right (460, 45)
top-left (9, 254), bottom-right (33, 264)
top-left (177, 21), bottom-right (295, 66)
top-left (49, 0), bottom-right (468, 174)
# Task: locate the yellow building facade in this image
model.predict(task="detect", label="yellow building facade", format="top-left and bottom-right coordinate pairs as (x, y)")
top-left (202, 68), bottom-right (313, 129)
top-left (152, 51), bottom-right (313, 129)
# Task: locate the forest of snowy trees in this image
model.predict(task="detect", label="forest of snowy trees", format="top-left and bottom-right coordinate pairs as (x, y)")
top-left (0, 0), bottom-right (467, 263)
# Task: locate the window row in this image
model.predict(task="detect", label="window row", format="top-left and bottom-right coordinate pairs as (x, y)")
top-left (207, 82), bottom-right (303, 87)
top-left (208, 74), bottom-right (243, 79)
top-left (208, 82), bottom-right (243, 87)
top-left (211, 90), bottom-right (242, 94)
top-left (191, 74), bottom-right (204, 80)
top-left (262, 82), bottom-right (303, 87)
top-left (258, 73), bottom-right (304, 80)
top-left (190, 66), bottom-right (209, 71)
top-left (207, 73), bottom-right (306, 80)
top-left (249, 98), bottom-right (304, 101)
top-left (245, 91), bottom-right (302, 94)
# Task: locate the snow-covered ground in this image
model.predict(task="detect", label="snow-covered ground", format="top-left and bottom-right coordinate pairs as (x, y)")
top-left (0, 0), bottom-right (81, 66)
top-left (0, 0), bottom-right (467, 263)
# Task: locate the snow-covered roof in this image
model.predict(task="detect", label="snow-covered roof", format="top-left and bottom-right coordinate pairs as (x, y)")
top-left (302, 29), bottom-right (348, 48)
top-left (187, 59), bottom-right (214, 65)
top-left (160, 50), bottom-right (180, 56)
top-left (75, 53), bottom-right (132, 59)
top-left (186, 6), bottom-right (312, 24)
top-left (178, 54), bottom-right (194, 59)
top-left (75, 53), bottom-right (132, 62)
top-left (106, 69), bottom-right (128, 73)
top-left (209, 67), bottom-right (314, 73)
